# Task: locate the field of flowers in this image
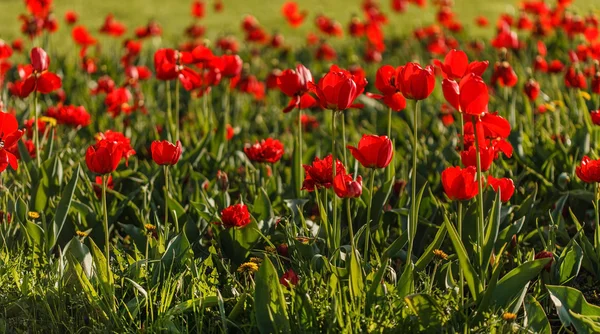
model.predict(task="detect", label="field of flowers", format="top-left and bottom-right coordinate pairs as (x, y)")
top-left (3, 0), bottom-right (600, 332)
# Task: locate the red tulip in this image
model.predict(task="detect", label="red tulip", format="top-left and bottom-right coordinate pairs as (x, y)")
top-left (0, 40), bottom-right (12, 60)
top-left (564, 66), bottom-right (587, 89)
top-left (96, 130), bottom-right (136, 164)
top-left (397, 62), bottom-right (435, 100)
top-left (576, 156), bottom-right (600, 183)
top-left (282, 2), bottom-right (307, 28)
top-left (534, 251), bottom-right (554, 271)
top-left (280, 268), bottom-right (299, 288)
top-left (151, 140), bottom-right (182, 166)
top-left (436, 49), bottom-right (488, 80)
top-left (93, 175), bottom-right (114, 198)
top-left (347, 135), bottom-right (393, 169)
top-left (220, 54), bottom-right (243, 78)
top-left (367, 65), bottom-right (406, 111)
top-left (441, 166), bottom-right (479, 201)
top-left (460, 145), bottom-right (495, 171)
top-left (310, 65), bottom-right (367, 111)
top-left (277, 64), bottom-right (314, 113)
top-left (85, 139), bottom-right (124, 175)
top-left (220, 204), bottom-right (251, 228)
top-left (191, 0), bottom-right (205, 19)
top-left (491, 62), bottom-right (518, 87)
top-left (302, 154), bottom-right (347, 191)
top-left (487, 176), bottom-right (515, 202)
top-left (72, 26), bottom-right (97, 47)
top-left (524, 79), bottom-right (540, 101)
top-left (17, 47), bottom-right (62, 98)
top-left (243, 138), bottom-right (284, 163)
top-left (45, 105), bottom-right (91, 127)
top-left (443, 73), bottom-right (489, 115)
top-left (154, 49), bottom-right (200, 90)
top-left (591, 110), bottom-right (600, 126)
top-left (548, 60), bottom-right (565, 74)
top-left (99, 14), bottom-right (126, 37)
top-left (333, 170), bottom-right (363, 198)
top-left (64, 10), bottom-right (78, 25)
top-left (0, 112), bottom-right (24, 172)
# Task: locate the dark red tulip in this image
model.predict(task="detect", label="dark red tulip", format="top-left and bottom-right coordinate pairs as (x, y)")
top-left (244, 138), bottom-right (284, 163)
top-left (302, 154), bottom-right (347, 191)
top-left (347, 135), bottom-right (393, 169)
top-left (534, 251), bottom-right (554, 271)
top-left (397, 62), bottom-right (435, 100)
top-left (17, 47), bottom-right (62, 98)
top-left (220, 54), bottom-right (243, 78)
top-left (96, 130), bottom-right (136, 164)
top-left (280, 268), bottom-right (299, 288)
top-left (64, 10), bottom-right (78, 25)
top-left (85, 139), bottom-right (124, 175)
top-left (491, 61), bottom-right (518, 87)
top-left (45, 105), bottom-right (91, 127)
top-left (548, 60), bottom-right (565, 74)
top-left (367, 65), bottom-right (406, 111)
top-left (487, 176), bottom-right (515, 202)
top-left (151, 140), bottom-right (182, 166)
top-left (0, 112), bottom-right (24, 172)
top-left (310, 65), bottom-right (367, 111)
top-left (441, 166), bottom-right (479, 201)
top-left (220, 204), bottom-right (251, 228)
top-left (564, 66), bottom-right (587, 89)
top-left (576, 156), bottom-right (600, 183)
top-left (277, 64), bottom-right (313, 113)
top-left (524, 79), bottom-right (540, 101)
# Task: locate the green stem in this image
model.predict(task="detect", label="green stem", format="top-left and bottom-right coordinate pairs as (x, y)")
top-left (341, 113), bottom-right (348, 167)
top-left (33, 90), bottom-right (41, 167)
top-left (101, 174), bottom-right (113, 310)
top-left (331, 110), bottom-right (338, 253)
top-left (472, 117), bottom-right (486, 271)
top-left (595, 183), bottom-right (600, 254)
top-left (407, 101), bottom-right (420, 264)
top-left (457, 201), bottom-right (464, 309)
top-left (387, 107), bottom-right (392, 138)
top-left (297, 109), bottom-right (303, 198)
top-left (346, 198), bottom-right (355, 250)
top-left (364, 170), bottom-right (376, 261)
top-left (175, 79), bottom-right (180, 141)
top-left (166, 81), bottom-right (172, 142)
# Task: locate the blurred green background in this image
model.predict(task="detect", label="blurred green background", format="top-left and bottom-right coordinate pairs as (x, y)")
top-left (0, 0), bottom-right (599, 44)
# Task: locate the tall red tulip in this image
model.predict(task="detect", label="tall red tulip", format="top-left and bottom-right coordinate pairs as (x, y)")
top-left (347, 135), bottom-right (393, 169)
top-left (367, 65), bottom-right (406, 111)
top-left (397, 62), bottom-right (435, 100)
top-left (310, 65), bottom-right (367, 110)
top-left (151, 140), bottom-right (182, 165)
top-left (576, 156), bottom-right (600, 183)
top-left (441, 166), bottom-right (479, 201)
top-left (487, 176), bottom-right (515, 202)
top-left (220, 204), bottom-right (251, 228)
top-left (277, 64), bottom-right (314, 113)
top-left (85, 139), bottom-right (124, 175)
top-left (244, 138), bottom-right (284, 163)
top-left (0, 112), bottom-right (25, 172)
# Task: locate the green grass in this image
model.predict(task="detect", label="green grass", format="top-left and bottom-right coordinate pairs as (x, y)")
top-left (0, 0), bottom-right (599, 45)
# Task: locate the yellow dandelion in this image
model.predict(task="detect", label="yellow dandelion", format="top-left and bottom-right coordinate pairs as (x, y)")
top-left (40, 116), bottom-right (57, 126)
top-left (237, 262), bottom-right (259, 273)
top-left (76, 231), bottom-right (87, 237)
top-left (433, 249), bottom-right (448, 261)
top-left (144, 224), bottom-right (156, 231)
top-left (250, 257), bottom-right (263, 264)
top-left (264, 246), bottom-right (276, 253)
top-left (502, 312), bottom-right (517, 322)
top-left (28, 211), bottom-right (40, 219)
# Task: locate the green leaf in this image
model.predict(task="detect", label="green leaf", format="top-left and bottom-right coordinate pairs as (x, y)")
top-left (415, 224), bottom-right (447, 271)
top-left (397, 262), bottom-right (414, 298)
top-left (219, 221), bottom-right (261, 266)
top-left (254, 188), bottom-right (273, 223)
top-left (491, 258), bottom-right (550, 308)
top-left (403, 294), bottom-right (445, 331)
top-left (443, 213), bottom-right (482, 299)
top-left (50, 164), bottom-right (80, 250)
top-left (524, 295), bottom-right (551, 334)
top-left (547, 285), bottom-right (600, 333)
top-left (557, 241), bottom-right (582, 284)
top-left (482, 191), bottom-right (502, 273)
top-left (89, 239), bottom-right (114, 294)
top-left (254, 257), bottom-right (291, 334)
top-left (348, 248), bottom-right (364, 303)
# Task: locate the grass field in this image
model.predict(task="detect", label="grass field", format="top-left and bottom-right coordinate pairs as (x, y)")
top-left (1, 0), bottom-right (599, 44)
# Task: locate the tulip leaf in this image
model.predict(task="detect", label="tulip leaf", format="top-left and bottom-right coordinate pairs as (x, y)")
top-left (254, 256), bottom-right (291, 334)
top-left (557, 240), bottom-right (582, 284)
top-left (50, 164), bottom-right (80, 250)
top-left (547, 285), bottom-right (600, 333)
top-left (415, 224), bottom-right (447, 271)
top-left (443, 213), bottom-right (482, 299)
top-left (491, 258), bottom-right (550, 308)
top-left (524, 295), bottom-right (551, 334)
top-left (403, 293), bottom-right (445, 331)
top-left (482, 190), bottom-right (502, 273)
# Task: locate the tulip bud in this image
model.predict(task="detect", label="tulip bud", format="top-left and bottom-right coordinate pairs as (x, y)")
top-left (534, 250), bottom-right (554, 271)
top-left (217, 170), bottom-right (229, 191)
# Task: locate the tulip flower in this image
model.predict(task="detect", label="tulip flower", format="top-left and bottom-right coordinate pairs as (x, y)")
top-left (19, 47), bottom-right (62, 98)
top-left (347, 135), bottom-right (393, 169)
top-left (397, 62), bottom-right (435, 100)
top-left (442, 73), bottom-right (489, 116)
top-left (333, 170), bottom-right (362, 199)
top-left (534, 251), bottom-right (554, 272)
top-left (244, 138), bottom-right (284, 163)
top-left (310, 65), bottom-right (366, 111)
top-left (441, 166), bottom-right (479, 201)
top-left (435, 49), bottom-right (488, 80)
top-left (487, 176), bottom-right (515, 202)
top-left (524, 78), bottom-right (540, 101)
top-left (301, 155), bottom-right (347, 191)
top-left (576, 156), bottom-right (600, 183)
top-left (460, 145), bottom-right (495, 171)
top-left (99, 14), bottom-right (126, 37)
top-left (220, 204), bottom-right (251, 228)
top-left (151, 140), bottom-right (182, 166)
top-left (280, 269), bottom-right (299, 288)
top-left (282, 2), bottom-right (307, 28)
top-left (277, 64), bottom-right (314, 113)
top-left (0, 112), bottom-right (25, 173)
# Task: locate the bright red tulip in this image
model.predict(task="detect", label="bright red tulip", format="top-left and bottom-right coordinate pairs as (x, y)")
top-left (17, 47), bottom-right (62, 98)
top-left (576, 156), bottom-right (600, 183)
top-left (277, 64), bottom-right (314, 113)
top-left (191, 0), bottom-right (205, 19)
top-left (244, 138), bottom-right (284, 163)
top-left (64, 10), bottom-right (78, 25)
top-left (443, 73), bottom-right (489, 115)
top-left (460, 145), bottom-right (495, 171)
top-left (310, 65), bottom-right (367, 110)
top-left (220, 204), bottom-right (251, 228)
top-left (564, 66), bottom-right (587, 89)
top-left (302, 154), bottom-right (347, 191)
top-left (436, 49), bottom-right (488, 80)
top-left (99, 14), bottom-right (126, 37)
top-left (282, 2), bottom-right (307, 28)
top-left (491, 62), bottom-right (518, 87)
top-left (151, 140), bottom-right (182, 166)
top-left (347, 135), bottom-right (393, 169)
top-left (154, 48), bottom-right (200, 90)
top-left (524, 79), bottom-right (540, 101)
top-left (45, 105), bottom-right (91, 127)
top-left (85, 139), bottom-right (124, 175)
top-left (487, 176), bottom-right (515, 202)
top-left (441, 166), bottom-right (479, 201)
top-left (96, 130), bottom-right (136, 164)
top-left (591, 110), bottom-right (600, 126)
top-left (72, 26), bottom-right (97, 47)
top-left (0, 112), bottom-right (24, 172)
top-left (367, 65), bottom-right (406, 111)
top-left (397, 62), bottom-right (435, 100)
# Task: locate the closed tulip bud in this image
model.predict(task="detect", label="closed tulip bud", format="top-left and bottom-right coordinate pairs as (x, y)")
top-left (397, 62), bottom-right (436, 100)
top-left (217, 170), bottom-right (229, 191)
top-left (150, 140), bottom-right (182, 166)
top-left (347, 135), bottom-right (393, 169)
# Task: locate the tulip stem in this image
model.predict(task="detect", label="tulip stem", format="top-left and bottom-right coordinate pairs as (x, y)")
top-left (472, 117), bottom-right (486, 271)
top-left (331, 110), bottom-right (338, 253)
top-left (341, 113), bottom-right (347, 167)
top-left (166, 81), bottom-right (172, 142)
top-left (387, 107), bottom-right (392, 138)
top-left (297, 108), bottom-right (303, 198)
top-left (457, 201), bottom-right (464, 309)
top-left (407, 100), bottom-right (420, 265)
top-left (33, 90), bottom-right (41, 168)
top-left (101, 174), bottom-right (113, 310)
top-left (175, 79), bottom-right (180, 141)
top-left (346, 198), bottom-right (355, 250)
top-left (364, 169), bottom-right (375, 261)
top-left (595, 183), bottom-right (600, 255)
top-left (164, 165), bottom-right (175, 233)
